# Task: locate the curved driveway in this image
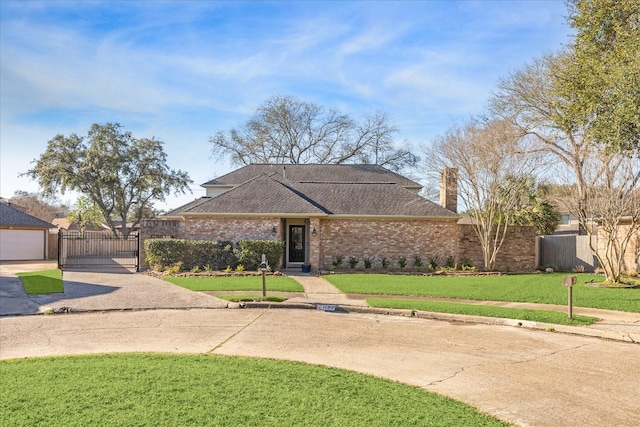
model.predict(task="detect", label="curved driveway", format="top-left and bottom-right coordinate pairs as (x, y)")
top-left (2, 308), bottom-right (638, 427)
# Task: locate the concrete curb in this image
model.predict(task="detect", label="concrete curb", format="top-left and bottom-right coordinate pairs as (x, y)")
top-left (230, 301), bottom-right (639, 344)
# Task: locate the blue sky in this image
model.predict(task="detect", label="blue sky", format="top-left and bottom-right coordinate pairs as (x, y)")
top-left (1, 0), bottom-right (571, 211)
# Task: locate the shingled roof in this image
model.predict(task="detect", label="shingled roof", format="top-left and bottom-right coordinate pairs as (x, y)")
top-left (0, 203), bottom-right (54, 228)
top-left (203, 164), bottom-right (422, 189)
top-left (166, 166), bottom-right (457, 219)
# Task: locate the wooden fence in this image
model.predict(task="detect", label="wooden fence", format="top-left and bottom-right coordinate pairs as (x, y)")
top-left (537, 235), bottom-right (598, 271)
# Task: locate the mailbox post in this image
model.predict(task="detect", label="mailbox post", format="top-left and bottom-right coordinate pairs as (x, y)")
top-left (259, 254), bottom-right (268, 297)
top-left (563, 276), bottom-right (576, 320)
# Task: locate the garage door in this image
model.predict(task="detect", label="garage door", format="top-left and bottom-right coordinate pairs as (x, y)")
top-left (0, 229), bottom-right (45, 261)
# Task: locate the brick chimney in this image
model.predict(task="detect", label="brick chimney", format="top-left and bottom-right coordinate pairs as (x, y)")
top-left (439, 168), bottom-right (458, 213)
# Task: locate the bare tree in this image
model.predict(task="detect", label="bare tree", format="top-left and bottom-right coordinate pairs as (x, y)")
top-left (429, 118), bottom-right (543, 270)
top-left (557, 149), bottom-right (640, 281)
top-left (210, 95), bottom-right (417, 171)
top-left (7, 191), bottom-right (68, 222)
top-left (491, 51), bottom-right (640, 282)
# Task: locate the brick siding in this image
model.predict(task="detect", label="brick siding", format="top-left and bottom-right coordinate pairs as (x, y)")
top-left (457, 224), bottom-right (537, 272)
top-left (318, 218), bottom-right (458, 269)
top-left (141, 217), bottom-right (537, 272)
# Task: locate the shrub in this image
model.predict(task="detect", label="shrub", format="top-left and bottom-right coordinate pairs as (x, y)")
top-left (461, 256), bottom-right (474, 270)
top-left (236, 264), bottom-right (245, 272)
top-left (145, 239), bottom-right (190, 271)
top-left (397, 256), bottom-right (407, 269)
top-left (428, 256), bottom-right (439, 271)
top-left (236, 240), bottom-right (285, 271)
top-left (572, 265), bottom-right (586, 273)
top-left (412, 255), bottom-right (423, 268)
top-left (363, 257), bottom-right (373, 269)
top-left (381, 257), bottom-right (391, 269)
top-left (165, 263), bottom-right (182, 275)
top-left (145, 238), bottom-right (283, 272)
top-left (145, 238), bottom-right (237, 271)
top-left (332, 255), bottom-right (344, 268)
top-left (348, 257), bottom-right (358, 269)
top-left (443, 256), bottom-right (456, 270)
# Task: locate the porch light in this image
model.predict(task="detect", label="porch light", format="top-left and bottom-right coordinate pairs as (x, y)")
top-left (271, 226), bottom-right (277, 235)
top-left (311, 227), bottom-right (317, 237)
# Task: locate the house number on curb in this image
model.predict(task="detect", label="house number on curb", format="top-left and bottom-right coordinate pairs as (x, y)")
top-left (564, 276), bottom-right (576, 320)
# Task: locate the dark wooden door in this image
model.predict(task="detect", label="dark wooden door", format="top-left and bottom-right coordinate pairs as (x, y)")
top-left (289, 225), bottom-right (305, 263)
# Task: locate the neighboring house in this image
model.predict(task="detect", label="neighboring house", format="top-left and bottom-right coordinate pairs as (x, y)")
top-left (0, 202), bottom-right (54, 261)
top-left (541, 197), bottom-right (639, 272)
top-left (141, 164), bottom-right (537, 271)
top-left (52, 217), bottom-right (111, 232)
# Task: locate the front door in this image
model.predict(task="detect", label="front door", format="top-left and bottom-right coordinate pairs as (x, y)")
top-left (289, 225), bottom-right (305, 263)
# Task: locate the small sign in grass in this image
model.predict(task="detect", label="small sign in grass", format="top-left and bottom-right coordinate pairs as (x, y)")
top-left (16, 269), bottom-right (63, 295)
top-left (367, 298), bottom-right (598, 326)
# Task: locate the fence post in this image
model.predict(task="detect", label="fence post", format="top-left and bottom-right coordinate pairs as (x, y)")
top-left (57, 229), bottom-right (62, 270)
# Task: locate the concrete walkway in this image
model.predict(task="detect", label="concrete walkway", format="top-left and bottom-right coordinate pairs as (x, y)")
top-left (284, 272), bottom-right (368, 307)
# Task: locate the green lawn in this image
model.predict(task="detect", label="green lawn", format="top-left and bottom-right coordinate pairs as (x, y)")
top-left (164, 275), bottom-right (304, 292)
top-left (325, 273), bottom-right (640, 313)
top-left (15, 269), bottom-right (63, 294)
top-left (367, 298), bottom-right (598, 326)
top-left (1, 354), bottom-right (506, 427)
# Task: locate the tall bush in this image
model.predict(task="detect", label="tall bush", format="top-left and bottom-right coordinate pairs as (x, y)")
top-left (145, 239), bottom-right (237, 271)
top-left (237, 240), bottom-right (285, 271)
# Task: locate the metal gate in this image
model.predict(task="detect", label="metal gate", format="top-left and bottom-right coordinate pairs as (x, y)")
top-left (58, 230), bottom-right (139, 271)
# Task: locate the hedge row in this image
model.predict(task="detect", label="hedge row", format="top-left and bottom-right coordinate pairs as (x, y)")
top-left (144, 238), bottom-right (284, 272)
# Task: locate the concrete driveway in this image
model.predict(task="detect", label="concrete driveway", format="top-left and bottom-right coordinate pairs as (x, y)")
top-left (0, 261), bottom-right (227, 316)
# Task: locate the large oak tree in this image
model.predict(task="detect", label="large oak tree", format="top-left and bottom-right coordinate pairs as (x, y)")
top-left (25, 123), bottom-right (191, 237)
top-left (564, 0), bottom-right (640, 153)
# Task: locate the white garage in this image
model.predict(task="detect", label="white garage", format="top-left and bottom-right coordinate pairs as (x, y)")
top-left (0, 229), bottom-right (46, 261)
top-left (0, 202), bottom-right (53, 261)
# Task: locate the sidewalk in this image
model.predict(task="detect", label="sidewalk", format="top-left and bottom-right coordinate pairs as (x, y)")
top-left (281, 272), bottom-right (640, 344)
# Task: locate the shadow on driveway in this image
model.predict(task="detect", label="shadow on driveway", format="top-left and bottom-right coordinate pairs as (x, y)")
top-left (0, 262), bottom-right (228, 316)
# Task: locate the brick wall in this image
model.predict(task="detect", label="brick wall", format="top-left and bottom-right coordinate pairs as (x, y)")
top-left (457, 224), bottom-right (537, 272)
top-left (140, 217), bottom-right (282, 270)
top-left (317, 218), bottom-right (458, 269)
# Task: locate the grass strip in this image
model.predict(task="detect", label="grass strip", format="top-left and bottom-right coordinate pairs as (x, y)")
top-left (164, 275), bottom-right (304, 292)
top-left (1, 354), bottom-right (507, 426)
top-left (367, 298), bottom-right (598, 326)
top-left (326, 273), bottom-right (640, 312)
top-left (15, 269), bottom-right (63, 294)
top-left (216, 294), bottom-right (288, 302)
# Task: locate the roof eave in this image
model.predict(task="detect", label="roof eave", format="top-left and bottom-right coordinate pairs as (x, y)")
top-left (180, 212), bottom-right (330, 218)
top-left (328, 214), bottom-right (459, 220)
